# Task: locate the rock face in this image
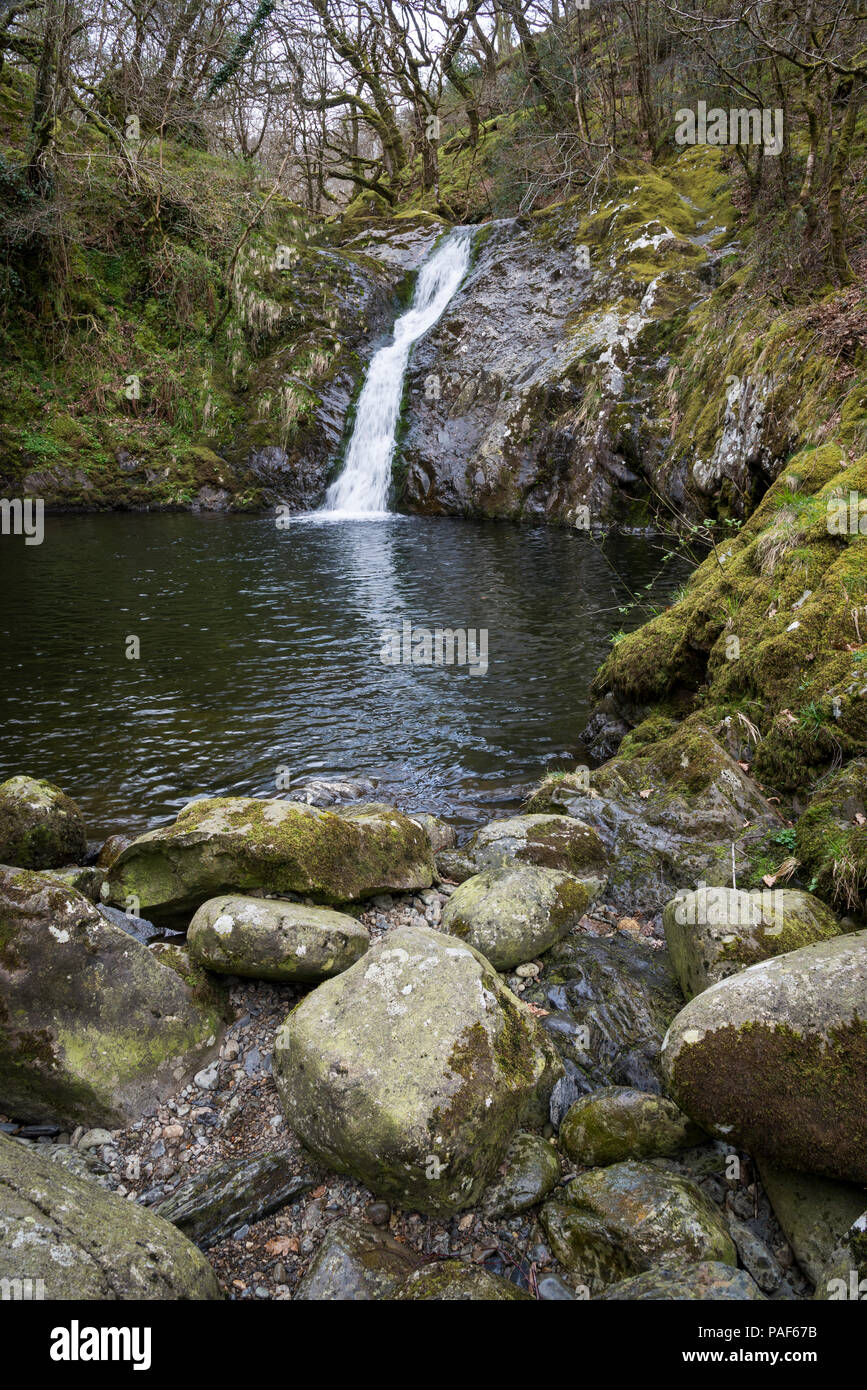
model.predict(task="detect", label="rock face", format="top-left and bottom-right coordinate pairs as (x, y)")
top-left (441, 865), bottom-right (591, 971)
top-left (394, 1261), bottom-right (533, 1301)
top-left (559, 1086), bottom-right (703, 1167)
top-left (106, 797), bottom-right (434, 920)
top-left (599, 1261), bottom-right (765, 1301)
top-left (527, 725), bottom-right (783, 911)
top-left (462, 814), bottom-right (607, 879)
top-left (542, 1161), bottom-right (735, 1292)
top-left (154, 1154), bottom-right (316, 1248)
top-left (187, 894), bottom-right (369, 981)
top-left (273, 925), bottom-right (563, 1215)
top-left (0, 866), bottom-right (227, 1127)
top-left (662, 931), bottom-right (867, 1184)
top-left (663, 886), bottom-right (842, 999)
top-left (294, 1217), bottom-right (424, 1300)
top-left (0, 1132), bottom-right (221, 1298)
top-left (0, 776), bottom-right (86, 869)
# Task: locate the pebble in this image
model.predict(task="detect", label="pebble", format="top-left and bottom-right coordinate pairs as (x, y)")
top-left (194, 1062), bottom-right (220, 1091)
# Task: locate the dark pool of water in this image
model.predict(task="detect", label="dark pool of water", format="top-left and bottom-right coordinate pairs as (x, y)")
top-left (0, 513), bottom-right (695, 841)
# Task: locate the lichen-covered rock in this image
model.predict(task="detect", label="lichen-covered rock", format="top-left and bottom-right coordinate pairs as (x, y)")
top-left (187, 894), bottom-right (369, 981)
top-left (757, 1159), bottom-right (867, 1286)
top-left (482, 1131), bottom-right (561, 1218)
top-left (527, 725), bottom-right (783, 911)
top-left (273, 925), bottom-right (563, 1215)
top-left (0, 776), bottom-right (86, 869)
top-left (295, 1218), bottom-right (423, 1300)
top-left (815, 1211), bottom-right (867, 1301)
top-left (106, 797), bottom-right (434, 920)
top-left (154, 1153), bottom-right (316, 1248)
top-left (662, 931), bottom-right (867, 1184)
top-left (0, 1132), bottom-right (221, 1298)
top-left (598, 1261), bottom-right (765, 1300)
top-left (664, 886), bottom-right (842, 999)
top-left (556, 1161), bottom-right (736, 1280)
top-left (0, 866), bottom-right (227, 1127)
top-left (393, 1260), bottom-right (533, 1300)
top-left (441, 865), bottom-right (591, 971)
top-left (463, 814), bottom-right (607, 879)
top-left (409, 812), bottom-right (457, 855)
top-left (559, 1086), bottom-right (703, 1167)
top-left (539, 1200), bottom-right (636, 1293)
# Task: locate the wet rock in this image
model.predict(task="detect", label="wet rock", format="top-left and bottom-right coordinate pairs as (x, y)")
top-left (598, 1260), bottom-right (765, 1300)
top-left (409, 812), bottom-right (457, 855)
top-left (537, 1271), bottom-right (580, 1300)
top-left (154, 1153), bottom-right (316, 1248)
top-left (441, 865), bottom-right (592, 972)
top-left (662, 931), bottom-right (867, 1184)
top-left (482, 1131), bottom-right (560, 1218)
top-left (539, 1201), bottom-right (635, 1293)
top-left (187, 894), bottom-right (369, 981)
top-left (0, 867), bottom-right (227, 1128)
top-left (294, 1217), bottom-right (423, 1299)
top-left (664, 886), bottom-right (842, 999)
top-left (393, 1260), bottom-right (533, 1300)
top-left (273, 924), bottom-right (562, 1215)
top-left (726, 1214), bottom-right (784, 1294)
top-left (463, 814), bottom-right (607, 880)
top-left (106, 797), bottom-right (434, 921)
top-left (757, 1160), bottom-right (867, 1286)
top-left (0, 775), bottom-right (86, 870)
top-left (0, 1132), bottom-right (221, 1298)
top-left (96, 902), bottom-right (162, 945)
top-left (285, 777), bottom-right (375, 807)
top-left (560, 1086), bottom-right (703, 1167)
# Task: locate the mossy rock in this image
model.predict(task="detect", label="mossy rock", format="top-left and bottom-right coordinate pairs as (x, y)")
top-left (393, 1260), bottom-right (533, 1301)
top-left (598, 1260), bottom-right (765, 1300)
top-left (441, 865), bottom-right (592, 971)
top-left (539, 1200), bottom-right (636, 1293)
top-left (560, 1086), bottom-right (704, 1167)
top-left (662, 931), bottom-right (867, 1183)
top-left (272, 924), bottom-right (563, 1216)
top-left (0, 866), bottom-right (227, 1128)
top-left (295, 1217), bottom-right (423, 1300)
top-left (463, 814), bottom-right (608, 879)
top-left (664, 886), bottom-right (843, 999)
top-left (0, 1132), bottom-right (221, 1299)
top-left (187, 894), bottom-right (369, 982)
top-left (481, 1130), bottom-right (561, 1218)
top-left (757, 1159), bottom-right (867, 1287)
top-left (106, 797), bottom-right (435, 921)
top-left (0, 776), bottom-right (86, 869)
top-left (795, 759), bottom-right (867, 915)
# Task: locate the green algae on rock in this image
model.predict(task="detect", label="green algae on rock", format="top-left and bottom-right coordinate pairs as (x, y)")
top-left (462, 813), bottom-right (607, 878)
top-left (481, 1130), bottom-right (561, 1218)
top-left (393, 1260), bottom-right (533, 1300)
top-left (272, 924), bottom-right (563, 1216)
top-left (0, 775), bottom-right (86, 870)
top-left (106, 796), bottom-right (434, 920)
top-left (662, 931), bottom-right (867, 1184)
top-left (559, 1086), bottom-right (704, 1167)
top-left (441, 864), bottom-right (592, 971)
top-left (0, 1132), bottom-right (221, 1299)
top-left (663, 886), bottom-right (843, 999)
top-left (187, 894), bottom-right (369, 982)
top-left (598, 1260), bottom-right (765, 1301)
top-left (0, 866), bottom-right (227, 1127)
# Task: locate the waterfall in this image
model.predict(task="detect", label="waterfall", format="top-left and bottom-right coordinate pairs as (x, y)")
top-left (317, 225), bottom-right (474, 518)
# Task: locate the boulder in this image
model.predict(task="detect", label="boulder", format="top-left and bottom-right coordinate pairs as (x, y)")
top-left (462, 814), bottom-right (607, 880)
top-left (187, 895), bottom-right (369, 982)
top-left (0, 1132), bottom-right (221, 1298)
top-left (441, 865), bottom-right (592, 971)
top-left (393, 1261), bottom-right (533, 1300)
top-left (664, 886), bottom-right (842, 999)
top-left (0, 866), bottom-right (227, 1128)
top-left (539, 1201), bottom-right (636, 1293)
top-left (0, 776), bottom-right (86, 869)
top-left (598, 1261), bottom-right (765, 1300)
top-left (273, 925), bottom-right (562, 1215)
top-left (757, 1159), bottom-right (867, 1286)
top-left (482, 1131), bottom-right (561, 1218)
top-left (105, 797), bottom-right (435, 921)
top-left (409, 812), bottom-right (457, 855)
top-left (559, 1086), bottom-right (703, 1167)
top-left (662, 931), bottom-right (867, 1184)
top-left (295, 1218), bottom-right (423, 1300)
top-left (154, 1153), bottom-right (316, 1248)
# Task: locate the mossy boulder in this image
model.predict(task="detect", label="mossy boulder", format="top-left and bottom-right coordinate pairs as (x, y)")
top-left (0, 776), bottom-right (86, 869)
top-left (662, 931), bottom-right (867, 1183)
top-left (295, 1217), bottom-right (424, 1300)
top-left (272, 924), bottom-right (563, 1215)
top-left (527, 725), bottom-right (783, 911)
top-left (663, 886), bottom-right (842, 999)
top-left (462, 814), bottom-right (608, 880)
top-left (795, 759), bottom-right (867, 915)
top-left (0, 866), bottom-right (227, 1127)
top-left (393, 1261), bottom-right (533, 1301)
top-left (482, 1130), bottom-right (561, 1218)
top-left (539, 1201), bottom-right (636, 1293)
top-left (106, 797), bottom-right (434, 921)
top-left (187, 894), bottom-right (369, 982)
top-left (598, 1261), bottom-right (765, 1300)
top-left (0, 1132), bottom-right (221, 1299)
top-left (757, 1159), bottom-right (867, 1286)
top-left (440, 865), bottom-right (592, 971)
top-left (409, 812), bottom-right (457, 855)
top-left (560, 1086), bottom-right (704, 1167)
top-left (545, 1160), bottom-right (735, 1290)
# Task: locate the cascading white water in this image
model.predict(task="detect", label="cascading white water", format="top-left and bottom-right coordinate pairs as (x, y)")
top-left (318, 225), bottom-right (474, 518)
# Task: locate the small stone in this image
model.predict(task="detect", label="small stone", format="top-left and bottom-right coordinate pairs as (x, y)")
top-left (368, 1201), bottom-right (391, 1227)
top-left (194, 1062), bottom-right (220, 1091)
top-left (78, 1128), bottom-right (113, 1150)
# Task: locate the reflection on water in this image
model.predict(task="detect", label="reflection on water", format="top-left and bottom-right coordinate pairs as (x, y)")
top-left (0, 513), bottom-right (695, 841)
